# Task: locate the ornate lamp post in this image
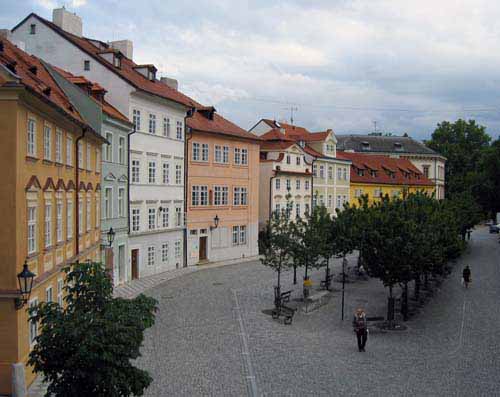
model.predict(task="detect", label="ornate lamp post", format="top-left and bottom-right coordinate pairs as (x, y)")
top-left (15, 260), bottom-right (36, 310)
top-left (210, 214), bottom-right (219, 231)
top-left (107, 227), bottom-right (115, 248)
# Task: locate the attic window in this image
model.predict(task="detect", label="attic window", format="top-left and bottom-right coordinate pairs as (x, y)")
top-left (298, 140), bottom-right (305, 148)
top-left (148, 69), bottom-right (156, 81)
top-left (30, 24), bottom-right (36, 35)
top-left (370, 170), bottom-right (377, 177)
top-left (357, 168), bottom-right (364, 177)
top-left (394, 142), bottom-right (404, 152)
top-left (361, 141), bottom-right (370, 151)
top-left (113, 56), bottom-right (121, 68)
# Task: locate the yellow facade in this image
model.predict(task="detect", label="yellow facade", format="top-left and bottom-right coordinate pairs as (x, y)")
top-left (0, 85), bottom-right (103, 393)
top-left (350, 182), bottom-right (435, 206)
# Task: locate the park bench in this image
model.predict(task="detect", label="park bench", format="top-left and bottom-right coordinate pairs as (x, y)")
top-left (272, 287), bottom-right (295, 325)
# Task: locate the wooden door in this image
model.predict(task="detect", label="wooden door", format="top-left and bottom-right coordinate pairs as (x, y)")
top-left (131, 249), bottom-right (139, 279)
top-left (199, 237), bottom-right (207, 261)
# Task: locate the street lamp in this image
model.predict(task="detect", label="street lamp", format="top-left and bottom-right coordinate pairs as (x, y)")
top-left (15, 261), bottom-right (35, 310)
top-left (210, 214), bottom-right (220, 231)
top-left (107, 227), bottom-right (115, 248)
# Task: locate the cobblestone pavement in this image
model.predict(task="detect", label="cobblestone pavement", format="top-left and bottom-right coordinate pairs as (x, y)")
top-left (137, 226), bottom-right (500, 397)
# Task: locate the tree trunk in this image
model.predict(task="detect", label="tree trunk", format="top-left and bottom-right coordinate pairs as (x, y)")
top-left (293, 265), bottom-right (297, 285)
top-left (387, 285), bottom-right (395, 328)
top-left (402, 282), bottom-right (408, 321)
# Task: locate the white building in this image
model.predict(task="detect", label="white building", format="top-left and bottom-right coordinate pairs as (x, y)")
top-left (12, 8), bottom-right (194, 277)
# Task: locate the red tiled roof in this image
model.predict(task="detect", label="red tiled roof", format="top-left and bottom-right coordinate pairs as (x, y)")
top-left (337, 151), bottom-right (434, 186)
top-left (303, 145), bottom-right (323, 157)
top-left (261, 119), bottom-right (331, 142)
top-left (260, 128), bottom-right (295, 142)
top-left (260, 141), bottom-right (295, 151)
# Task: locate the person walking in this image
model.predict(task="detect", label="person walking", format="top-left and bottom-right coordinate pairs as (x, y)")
top-left (462, 265), bottom-right (471, 288)
top-left (352, 308), bottom-right (368, 352)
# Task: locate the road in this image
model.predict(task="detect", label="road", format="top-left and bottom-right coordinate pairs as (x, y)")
top-left (137, 226), bottom-right (500, 396)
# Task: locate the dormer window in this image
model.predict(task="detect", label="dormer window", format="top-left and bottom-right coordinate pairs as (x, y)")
top-left (298, 140), bottom-right (305, 148)
top-left (114, 56), bottom-right (121, 68)
top-left (370, 170), bottom-right (377, 177)
top-left (148, 69), bottom-right (155, 80)
top-left (134, 64), bottom-right (158, 81)
top-left (394, 142), bottom-right (404, 152)
top-left (357, 168), bottom-right (364, 177)
top-left (361, 141), bottom-right (370, 151)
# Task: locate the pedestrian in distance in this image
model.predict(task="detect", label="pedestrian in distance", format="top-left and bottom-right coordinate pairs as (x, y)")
top-left (462, 265), bottom-right (471, 288)
top-left (352, 308), bottom-right (368, 352)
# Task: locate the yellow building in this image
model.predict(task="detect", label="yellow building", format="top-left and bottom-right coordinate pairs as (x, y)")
top-left (337, 152), bottom-right (435, 205)
top-left (0, 39), bottom-right (106, 394)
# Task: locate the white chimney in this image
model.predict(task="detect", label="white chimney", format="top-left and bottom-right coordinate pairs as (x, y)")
top-left (160, 77), bottom-right (178, 90)
top-left (109, 40), bottom-right (133, 60)
top-left (52, 7), bottom-right (82, 37)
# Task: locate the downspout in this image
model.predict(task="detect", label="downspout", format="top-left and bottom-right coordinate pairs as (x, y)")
top-left (127, 125), bottom-right (137, 234)
top-left (75, 128), bottom-right (87, 261)
top-left (310, 159), bottom-right (316, 209)
top-left (183, 107), bottom-right (195, 268)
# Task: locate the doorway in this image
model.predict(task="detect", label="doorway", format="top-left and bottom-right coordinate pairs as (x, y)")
top-left (131, 249), bottom-right (139, 279)
top-left (199, 236), bottom-right (207, 261)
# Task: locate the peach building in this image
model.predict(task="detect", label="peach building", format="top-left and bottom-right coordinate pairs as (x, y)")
top-left (186, 106), bottom-right (260, 265)
top-left (0, 39), bottom-right (106, 393)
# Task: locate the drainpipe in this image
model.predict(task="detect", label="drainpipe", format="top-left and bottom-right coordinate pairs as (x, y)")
top-left (183, 107), bottom-right (195, 268)
top-left (75, 128), bottom-right (87, 261)
top-left (310, 159), bottom-right (316, 210)
top-left (127, 125), bottom-right (136, 234)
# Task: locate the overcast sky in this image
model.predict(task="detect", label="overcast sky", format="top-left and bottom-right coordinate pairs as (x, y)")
top-left (2, 0), bottom-right (500, 140)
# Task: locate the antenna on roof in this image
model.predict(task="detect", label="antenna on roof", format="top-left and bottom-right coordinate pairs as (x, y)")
top-left (373, 120), bottom-right (378, 133)
top-left (283, 105), bottom-right (298, 125)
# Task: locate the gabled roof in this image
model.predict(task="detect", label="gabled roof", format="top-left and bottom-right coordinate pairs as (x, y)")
top-left (337, 151), bottom-right (434, 186)
top-left (261, 119), bottom-right (331, 142)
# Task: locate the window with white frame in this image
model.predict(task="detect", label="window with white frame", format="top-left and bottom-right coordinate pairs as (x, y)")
top-left (296, 156), bottom-right (301, 165)
top-left (55, 129), bottom-right (62, 163)
top-left (133, 109), bottom-right (141, 131)
top-left (131, 160), bottom-right (140, 183)
top-left (44, 201), bottom-right (52, 247)
top-left (86, 197), bottom-right (91, 231)
top-left (27, 117), bottom-right (36, 156)
top-left (86, 143), bottom-right (91, 171)
top-left (78, 141), bottom-right (83, 169)
top-left (223, 146), bottom-right (229, 163)
top-left (162, 207), bottom-right (169, 228)
top-left (147, 246), bottom-right (155, 266)
top-left (43, 124), bottom-right (51, 160)
top-left (46, 286), bottom-right (53, 302)
top-left (336, 195), bottom-right (342, 209)
top-left (232, 225), bottom-right (246, 245)
top-left (67, 198), bottom-right (73, 239)
top-left (305, 180), bottom-right (310, 190)
top-left (176, 121), bottom-right (183, 140)
top-left (66, 135), bottom-right (73, 166)
top-left (162, 117), bottom-right (169, 137)
top-left (328, 166), bottom-right (333, 179)
top-left (118, 137), bottom-right (125, 164)
top-left (286, 179), bottom-right (291, 190)
top-left (239, 225), bottom-right (247, 245)
top-left (202, 143), bottom-right (209, 162)
top-left (29, 298), bottom-right (39, 345)
top-left (175, 165), bottom-right (182, 185)
top-left (215, 145), bottom-right (223, 163)
top-left (148, 161), bottom-right (156, 184)
top-left (374, 188), bottom-right (382, 198)
top-left (174, 240), bottom-right (181, 258)
top-left (148, 208), bottom-right (156, 230)
top-left (214, 186), bottom-right (229, 206)
top-left (234, 148), bottom-right (241, 164)
top-left (295, 203), bottom-right (300, 218)
top-left (95, 148), bottom-right (100, 173)
top-left (56, 200), bottom-right (63, 242)
top-left (104, 188), bottom-right (112, 219)
top-left (319, 165), bottom-right (325, 179)
top-left (132, 208), bottom-right (140, 232)
top-left (233, 187), bottom-right (247, 205)
top-left (57, 279), bottom-right (63, 306)
top-left (161, 242), bottom-right (169, 262)
top-left (175, 207), bottom-right (182, 227)
top-left (162, 162), bottom-right (170, 184)
top-left (27, 203), bottom-right (37, 254)
top-left (355, 189), bottom-right (363, 198)
top-left (118, 188), bottom-right (125, 217)
top-left (241, 148), bottom-right (248, 165)
top-left (313, 164), bottom-right (317, 177)
top-left (275, 179), bottom-right (280, 190)
top-left (337, 167), bottom-right (342, 179)
top-left (192, 142), bottom-right (200, 161)
top-left (191, 186), bottom-right (208, 206)
top-left (296, 179), bottom-right (300, 190)
top-left (149, 114), bottom-right (156, 134)
top-left (286, 155), bottom-right (291, 165)
top-left (104, 133), bottom-right (112, 162)
top-left (343, 167), bottom-right (347, 180)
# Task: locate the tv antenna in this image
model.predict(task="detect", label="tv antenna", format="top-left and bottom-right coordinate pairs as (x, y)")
top-left (283, 106), bottom-right (299, 125)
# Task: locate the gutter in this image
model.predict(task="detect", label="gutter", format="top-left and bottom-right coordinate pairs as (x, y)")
top-left (183, 107), bottom-right (195, 268)
top-left (75, 128), bottom-right (87, 261)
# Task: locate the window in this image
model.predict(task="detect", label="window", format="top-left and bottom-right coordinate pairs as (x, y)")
top-left (104, 132), bottom-right (113, 162)
top-left (161, 243), bottom-right (169, 262)
top-left (27, 117), bottom-right (36, 156)
top-left (215, 145), bottom-right (227, 163)
top-left (304, 203), bottom-right (310, 215)
top-left (29, 298), bottom-right (39, 346)
top-left (148, 161), bottom-right (156, 184)
top-left (239, 225), bottom-right (246, 245)
top-left (286, 155), bottom-right (291, 165)
top-left (174, 240), bottom-right (181, 258)
top-left (374, 189), bottom-right (382, 198)
top-left (66, 199), bottom-right (73, 239)
top-left (162, 163), bottom-right (170, 184)
top-left (319, 195), bottom-right (324, 206)
top-left (57, 279), bottom-right (63, 306)
top-left (337, 168), bottom-right (342, 180)
top-left (162, 207), bottom-right (169, 228)
top-left (191, 186), bottom-right (208, 206)
top-left (275, 179), bottom-right (280, 190)
top-left (104, 188), bottom-right (112, 219)
top-left (336, 195), bottom-right (342, 209)
top-left (118, 188), bottom-right (125, 217)
top-left (241, 148), bottom-right (248, 165)
top-left (147, 246), bottom-right (155, 266)
top-left (96, 197), bottom-right (100, 228)
top-left (223, 146), bottom-right (229, 163)
top-left (355, 189), bottom-right (363, 198)
top-left (313, 164), bottom-right (317, 176)
top-left (78, 198), bottom-right (83, 235)
top-left (163, 117), bottom-right (170, 137)
top-left (55, 129), bottom-right (62, 163)
top-left (295, 203), bottom-right (300, 218)
top-left (30, 24), bottom-right (36, 34)
top-left (84, 60), bottom-right (90, 71)
top-left (66, 136), bottom-right (73, 166)
top-left (192, 142), bottom-right (200, 161)
top-left (296, 156), bottom-right (301, 165)
top-left (343, 168), bottom-right (347, 180)
top-left (44, 202), bottom-right (52, 248)
top-left (56, 200), bottom-right (63, 242)
top-left (149, 114), bottom-right (156, 134)
top-left (232, 226), bottom-right (239, 245)
top-left (133, 109), bottom-right (141, 131)
top-left (296, 180), bottom-right (300, 190)
top-left (95, 148), bottom-right (100, 173)
top-left (176, 121), bottom-right (183, 140)
top-left (175, 207), bottom-right (182, 227)
top-left (175, 165), bottom-right (182, 185)
top-left (275, 203), bottom-right (281, 213)
top-left (86, 143), bottom-right (91, 171)
top-left (78, 141), bottom-right (83, 169)
top-left (234, 148), bottom-right (241, 165)
top-left (305, 180), bottom-right (310, 190)
top-left (232, 226), bottom-right (247, 245)
top-left (86, 197), bottom-right (91, 231)
top-left (286, 179), bottom-right (291, 191)
top-left (27, 204), bottom-right (37, 254)
top-left (118, 137), bottom-right (125, 164)
top-left (148, 208), bottom-right (156, 230)
top-left (132, 160), bottom-right (140, 183)
top-left (202, 144), bottom-right (209, 162)
top-left (44, 124), bottom-right (51, 160)
top-left (46, 286), bottom-right (53, 302)
top-left (132, 208), bottom-right (140, 232)
top-left (423, 165), bottom-right (430, 178)
top-left (328, 166), bottom-right (333, 180)
top-left (319, 165), bottom-right (325, 179)
top-left (233, 187), bottom-right (247, 206)
top-left (214, 186), bottom-right (229, 206)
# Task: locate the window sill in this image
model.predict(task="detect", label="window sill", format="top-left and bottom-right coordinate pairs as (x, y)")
top-left (65, 165), bottom-right (74, 170)
top-left (25, 155), bottom-right (39, 163)
top-left (26, 252), bottom-right (39, 259)
top-left (42, 159), bottom-right (53, 165)
top-left (233, 164), bottom-right (249, 168)
top-left (55, 162), bottom-right (64, 167)
top-left (191, 160), bottom-right (210, 164)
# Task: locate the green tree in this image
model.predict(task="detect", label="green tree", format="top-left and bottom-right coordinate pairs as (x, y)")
top-left (28, 262), bottom-right (157, 397)
top-left (473, 138), bottom-right (500, 219)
